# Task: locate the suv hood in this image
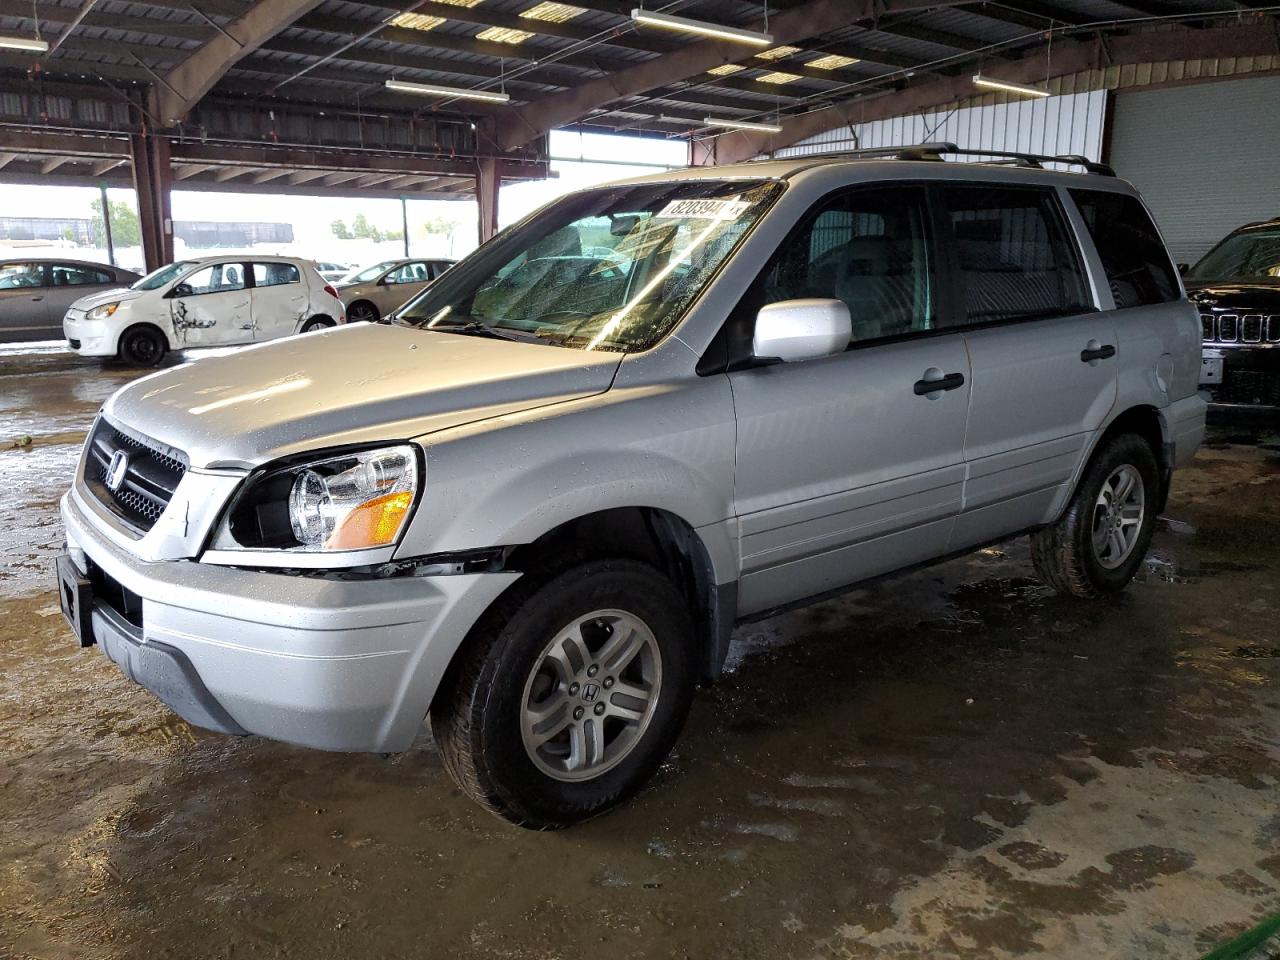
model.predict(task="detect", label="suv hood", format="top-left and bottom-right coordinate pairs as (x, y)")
top-left (1187, 282), bottom-right (1280, 311)
top-left (104, 323), bottom-right (622, 469)
top-left (71, 287), bottom-right (145, 311)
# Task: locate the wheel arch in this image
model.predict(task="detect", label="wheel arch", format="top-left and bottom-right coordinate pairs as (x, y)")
top-left (298, 314), bottom-right (335, 333)
top-left (504, 507), bottom-right (735, 682)
top-left (1073, 404), bottom-right (1171, 514)
top-left (114, 321), bottom-right (171, 358)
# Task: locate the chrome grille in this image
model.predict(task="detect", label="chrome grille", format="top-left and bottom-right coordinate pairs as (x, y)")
top-left (83, 418), bottom-right (188, 533)
top-left (1201, 313), bottom-right (1280, 343)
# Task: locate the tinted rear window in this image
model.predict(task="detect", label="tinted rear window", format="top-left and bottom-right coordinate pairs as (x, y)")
top-left (943, 185), bottom-right (1092, 324)
top-left (1070, 189), bottom-right (1180, 308)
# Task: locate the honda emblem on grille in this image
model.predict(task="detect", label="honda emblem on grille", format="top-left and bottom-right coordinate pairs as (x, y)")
top-left (105, 450), bottom-right (130, 492)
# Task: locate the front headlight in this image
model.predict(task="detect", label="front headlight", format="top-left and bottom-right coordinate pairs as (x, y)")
top-left (213, 444), bottom-right (421, 555)
top-left (87, 302), bottom-right (120, 321)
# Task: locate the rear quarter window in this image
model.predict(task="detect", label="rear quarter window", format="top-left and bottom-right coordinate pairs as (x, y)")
top-left (1070, 189), bottom-right (1180, 308)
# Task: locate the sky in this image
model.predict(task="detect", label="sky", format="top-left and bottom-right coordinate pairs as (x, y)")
top-left (0, 130), bottom-right (689, 269)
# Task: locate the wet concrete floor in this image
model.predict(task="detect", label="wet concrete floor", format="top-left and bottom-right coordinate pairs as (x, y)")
top-left (1, 347), bottom-right (1278, 959)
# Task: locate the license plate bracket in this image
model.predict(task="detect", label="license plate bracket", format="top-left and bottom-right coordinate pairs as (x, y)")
top-left (56, 553), bottom-right (95, 648)
top-left (1200, 352), bottom-right (1224, 385)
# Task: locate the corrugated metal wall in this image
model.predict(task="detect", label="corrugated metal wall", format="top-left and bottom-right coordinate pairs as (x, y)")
top-left (1109, 74), bottom-right (1280, 265)
top-left (775, 89), bottom-right (1108, 165)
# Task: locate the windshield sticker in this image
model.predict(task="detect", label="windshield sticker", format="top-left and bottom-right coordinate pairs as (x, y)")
top-left (654, 197), bottom-right (750, 221)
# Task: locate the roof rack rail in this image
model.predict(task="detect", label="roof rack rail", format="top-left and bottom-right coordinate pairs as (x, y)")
top-left (786, 141), bottom-right (1116, 176)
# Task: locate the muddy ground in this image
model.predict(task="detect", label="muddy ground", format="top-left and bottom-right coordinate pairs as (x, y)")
top-left (1, 347), bottom-right (1278, 960)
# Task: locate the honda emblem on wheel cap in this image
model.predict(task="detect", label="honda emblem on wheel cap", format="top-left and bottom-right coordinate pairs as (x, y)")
top-left (581, 683), bottom-right (600, 702)
top-left (105, 450), bottom-right (130, 492)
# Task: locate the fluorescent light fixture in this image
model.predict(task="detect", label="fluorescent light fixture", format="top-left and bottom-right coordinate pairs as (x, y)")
top-left (384, 79), bottom-right (510, 103)
top-left (0, 35), bottom-right (50, 53)
top-left (807, 53), bottom-right (859, 70)
top-left (521, 2), bottom-right (585, 22)
top-left (755, 45), bottom-right (800, 61)
top-left (756, 71), bottom-right (801, 85)
top-left (475, 26), bottom-right (533, 43)
top-left (972, 74), bottom-right (1050, 98)
top-left (702, 117), bottom-right (782, 134)
top-left (706, 63), bottom-right (745, 76)
top-left (631, 9), bottom-right (772, 46)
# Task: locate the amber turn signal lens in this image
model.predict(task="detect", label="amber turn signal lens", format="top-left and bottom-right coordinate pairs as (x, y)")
top-left (325, 490), bottom-right (414, 550)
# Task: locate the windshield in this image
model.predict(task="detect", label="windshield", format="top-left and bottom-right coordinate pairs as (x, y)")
top-left (346, 260), bottom-right (399, 284)
top-left (1188, 229), bottom-right (1280, 283)
top-left (395, 179), bottom-right (782, 352)
top-left (131, 260), bottom-right (198, 291)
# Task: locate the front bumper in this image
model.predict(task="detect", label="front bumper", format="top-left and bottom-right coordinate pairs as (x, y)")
top-left (61, 490), bottom-right (519, 752)
top-left (1200, 344), bottom-right (1280, 409)
top-left (62, 312), bottom-right (115, 357)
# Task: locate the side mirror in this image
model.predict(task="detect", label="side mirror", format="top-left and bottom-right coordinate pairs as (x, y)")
top-left (1177, 263), bottom-right (1190, 275)
top-left (170, 282), bottom-right (194, 298)
top-left (753, 298), bottom-right (851, 363)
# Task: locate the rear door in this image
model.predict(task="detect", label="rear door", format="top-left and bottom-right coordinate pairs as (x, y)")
top-left (249, 261), bottom-right (308, 341)
top-left (729, 184), bottom-right (972, 616)
top-left (0, 261), bottom-right (53, 340)
top-left (168, 261), bottom-right (252, 347)
top-left (941, 182), bottom-right (1118, 547)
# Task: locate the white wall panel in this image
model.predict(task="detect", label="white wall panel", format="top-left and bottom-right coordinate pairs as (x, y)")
top-left (1109, 75), bottom-right (1280, 264)
top-left (775, 90), bottom-right (1107, 169)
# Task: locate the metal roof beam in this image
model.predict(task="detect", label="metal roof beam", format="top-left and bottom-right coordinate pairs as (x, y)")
top-left (151, 0), bottom-right (328, 125)
top-left (491, 0), bottom-right (962, 150)
top-left (710, 20), bottom-right (1280, 163)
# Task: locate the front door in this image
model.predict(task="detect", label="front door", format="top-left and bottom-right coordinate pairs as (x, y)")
top-left (169, 261), bottom-right (251, 347)
top-left (249, 261), bottom-right (308, 341)
top-left (729, 185), bottom-right (972, 616)
top-left (937, 183), bottom-right (1118, 546)
top-left (0, 261), bottom-right (53, 340)
top-left (376, 261), bottom-right (431, 316)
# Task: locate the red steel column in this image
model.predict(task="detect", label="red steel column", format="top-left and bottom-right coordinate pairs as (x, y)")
top-left (130, 133), bottom-right (174, 271)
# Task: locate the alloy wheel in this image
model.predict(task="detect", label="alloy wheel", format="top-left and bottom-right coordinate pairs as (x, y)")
top-left (1091, 464), bottom-right (1145, 569)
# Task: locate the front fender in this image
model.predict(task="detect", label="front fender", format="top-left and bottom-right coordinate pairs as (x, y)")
top-left (395, 377), bottom-right (739, 584)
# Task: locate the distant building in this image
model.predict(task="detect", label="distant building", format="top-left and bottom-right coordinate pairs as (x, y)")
top-left (174, 221), bottom-right (294, 246)
top-left (0, 217), bottom-right (295, 248)
top-left (0, 217), bottom-right (94, 244)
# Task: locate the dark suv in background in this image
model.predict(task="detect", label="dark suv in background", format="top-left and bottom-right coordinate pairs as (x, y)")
top-left (1188, 217), bottom-right (1280, 409)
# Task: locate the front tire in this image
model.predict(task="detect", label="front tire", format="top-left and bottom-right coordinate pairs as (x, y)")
top-left (1031, 433), bottom-right (1160, 598)
top-left (431, 560), bottom-right (696, 829)
top-left (117, 325), bottom-right (168, 367)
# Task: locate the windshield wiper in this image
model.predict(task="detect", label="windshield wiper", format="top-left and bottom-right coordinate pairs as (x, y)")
top-left (420, 316), bottom-right (537, 343)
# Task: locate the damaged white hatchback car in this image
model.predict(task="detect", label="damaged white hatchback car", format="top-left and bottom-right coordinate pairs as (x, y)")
top-left (63, 255), bottom-right (346, 366)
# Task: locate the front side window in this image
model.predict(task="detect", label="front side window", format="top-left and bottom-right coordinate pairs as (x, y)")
top-left (348, 260), bottom-right (399, 284)
top-left (397, 178), bottom-right (782, 352)
top-left (1187, 228), bottom-right (1280, 284)
top-left (179, 263), bottom-right (247, 296)
top-left (252, 262), bottom-right (301, 287)
top-left (0, 262), bottom-right (44, 289)
top-left (132, 261), bottom-right (198, 291)
top-left (944, 185), bottom-right (1092, 324)
top-left (386, 262), bottom-right (429, 284)
top-left (754, 185), bottom-right (936, 343)
top-left (1071, 189), bottom-right (1180, 306)
top-left (52, 263), bottom-right (113, 286)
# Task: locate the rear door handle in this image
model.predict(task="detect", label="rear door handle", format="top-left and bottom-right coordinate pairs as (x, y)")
top-left (914, 371), bottom-right (966, 396)
top-left (1081, 344), bottom-right (1116, 363)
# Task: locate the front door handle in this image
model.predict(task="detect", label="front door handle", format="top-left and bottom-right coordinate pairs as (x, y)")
top-left (1081, 343), bottom-right (1116, 363)
top-left (914, 371), bottom-right (966, 396)
top-left (30, 295), bottom-right (43, 301)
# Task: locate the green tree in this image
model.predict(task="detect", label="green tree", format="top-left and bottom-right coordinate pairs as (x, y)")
top-left (330, 218), bottom-right (353, 239)
top-left (352, 212), bottom-right (373, 239)
top-left (90, 198), bottom-right (141, 247)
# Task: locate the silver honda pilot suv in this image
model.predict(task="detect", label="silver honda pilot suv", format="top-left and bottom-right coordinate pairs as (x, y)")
top-left (58, 148), bottom-right (1206, 828)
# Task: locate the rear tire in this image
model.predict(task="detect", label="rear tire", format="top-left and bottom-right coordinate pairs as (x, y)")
top-left (431, 559), bottom-right (696, 829)
top-left (347, 301), bottom-right (379, 324)
top-left (1031, 433), bottom-right (1160, 598)
top-left (300, 317), bottom-right (334, 333)
top-left (117, 325), bottom-right (168, 367)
